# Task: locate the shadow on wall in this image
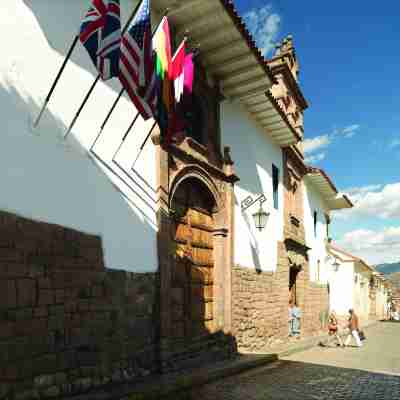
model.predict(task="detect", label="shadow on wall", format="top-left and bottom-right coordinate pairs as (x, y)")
top-left (21, 0), bottom-right (135, 94)
top-left (0, 210), bottom-right (160, 398)
top-left (237, 197), bottom-right (262, 272)
top-left (0, 79), bottom-right (156, 270)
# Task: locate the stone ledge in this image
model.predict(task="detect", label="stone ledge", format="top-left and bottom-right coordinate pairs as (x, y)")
top-left (65, 354), bottom-right (278, 400)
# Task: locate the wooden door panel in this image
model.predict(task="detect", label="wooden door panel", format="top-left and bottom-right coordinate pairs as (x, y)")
top-left (192, 247), bottom-right (213, 267)
top-left (192, 301), bottom-right (213, 320)
top-left (191, 284), bottom-right (213, 302)
top-left (174, 223), bottom-right (189, 243)
top-left (171, 180), bottom-right (215, 340)
top-left (191, 266), bottom-right (213, 284)
top-left (188, 209), bottom-right (214, 229)
top-left (172, 261), bottom-right (188, 285)
top-left (174, 243), bottom-right (189, 260)
top-left (191, 228), bottom-right (213, 249)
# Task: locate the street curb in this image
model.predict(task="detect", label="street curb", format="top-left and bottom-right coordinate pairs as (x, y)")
top-left (123, 354), bottom-right (279, 400)
top-left (65, 354), bottom-right (279, 400)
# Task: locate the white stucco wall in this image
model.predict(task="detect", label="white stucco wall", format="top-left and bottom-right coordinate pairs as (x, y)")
top-left (221, 100), bottom-right (284, 272)
top-left (304, 180), bottom-right (330, 283)
top-left (0, 1), bottom-right (158, 272)
top-left (375, 283), bottom-right (387, 319)
top-left (354, 264), bottom-right (371, 321)
top-left (328, 258), bottom-right (354, 316)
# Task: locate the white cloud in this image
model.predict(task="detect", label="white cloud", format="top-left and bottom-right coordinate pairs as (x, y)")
top-left (341, 124), bottom-right (360, 138)
top-left (304, 124), bottom-right (360, 163)
top-left (243, 5), bottom-right (281, 56)
top-left (303, 135), bottom-right (331, 154)
top-left (336, 227), bottom-right (400, 264)
top-left (342, 184), bottom-right (383, 201)
top-left (305, 152), bottom-right (326, 164)
top-left (334, 183), bottom-right (400, 220)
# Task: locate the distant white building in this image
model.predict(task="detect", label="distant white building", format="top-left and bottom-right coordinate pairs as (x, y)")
top-left (328, 245), bottom-right (376, 324)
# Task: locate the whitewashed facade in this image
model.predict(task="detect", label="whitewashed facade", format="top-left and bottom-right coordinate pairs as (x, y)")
top-left (328, 246), bottom-right (375, 323)
top-left (303, 181), bottom-right (330, 284)
top-left (0, 0), bottom-right (158, 272)
top-left (221, 100), bottom-right (284, 272)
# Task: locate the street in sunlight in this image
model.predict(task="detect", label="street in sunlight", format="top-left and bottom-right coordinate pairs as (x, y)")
top-left (183, 322), bottom-right (400, 400)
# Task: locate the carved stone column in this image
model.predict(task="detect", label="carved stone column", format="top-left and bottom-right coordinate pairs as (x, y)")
top-left (213, 227), bottom-right (228, 331)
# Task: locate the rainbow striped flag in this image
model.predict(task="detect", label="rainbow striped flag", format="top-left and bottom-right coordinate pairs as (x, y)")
top-left (153, 17), bottom-right (174, 142)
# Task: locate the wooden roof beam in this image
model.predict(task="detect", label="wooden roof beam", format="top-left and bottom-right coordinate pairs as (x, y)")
top-left (167, 0), bottom-right (209, 16)
top-left (202, 38), bottom-right (244, 58)
top-left (222, 74), bottom-right (268, 92)
top-left (245, 99), bottom-right (270, 108)
top-left (268, 126), bottom-right (290, 134)
top-left (208, 51), bottom-right (252, 73)
top-left (259, 119), bottom-right (282, 128)
top-left (176, 6), bottom-right (224, 33)
top-left (252, 104), bottom-right (277, 115)
top-left (194, 23), bottom-right (235, 44)
top-left (226, 86), bottom-right (270, 100)
top-left (221, 64), bottom-right (261, 83)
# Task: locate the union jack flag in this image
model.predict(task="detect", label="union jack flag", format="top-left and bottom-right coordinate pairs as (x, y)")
top-left (80, 0), bottom-right (121, 81)
top-left (119, 0), bottom-right (156, 120)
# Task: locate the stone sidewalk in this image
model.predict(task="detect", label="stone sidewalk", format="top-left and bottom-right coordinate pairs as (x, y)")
top-left (186, 321), bottom-right (400, 400)
top-left (66, 320), bottom-right (380, 400)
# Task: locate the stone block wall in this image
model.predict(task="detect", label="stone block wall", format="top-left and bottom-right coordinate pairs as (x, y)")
top-left (0, 211), bottom-right (158, 400)
top-left (232, 243), bottom-right (291, 352)
top-left (232, 241), bottom-right (329, 352)
top-left (302, 282), bottom-right (329, 337)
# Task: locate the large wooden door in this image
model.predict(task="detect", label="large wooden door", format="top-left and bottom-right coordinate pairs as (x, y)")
top-left (171, 179), bottom-right (215, 339)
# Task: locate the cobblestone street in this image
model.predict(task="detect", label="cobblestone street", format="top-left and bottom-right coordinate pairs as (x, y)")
top-left (183, 322), bottom-right (400, 400)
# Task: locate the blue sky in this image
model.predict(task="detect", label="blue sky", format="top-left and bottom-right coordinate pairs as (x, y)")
top-left (236, 0), bottom-right (400, 264)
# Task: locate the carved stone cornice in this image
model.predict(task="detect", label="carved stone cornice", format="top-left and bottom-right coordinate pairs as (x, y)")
top-left (168, 139), bottom-right (239, 184)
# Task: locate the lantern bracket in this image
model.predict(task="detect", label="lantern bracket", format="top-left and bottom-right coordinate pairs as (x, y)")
top-left (241, 194), bottom-right (266, 212)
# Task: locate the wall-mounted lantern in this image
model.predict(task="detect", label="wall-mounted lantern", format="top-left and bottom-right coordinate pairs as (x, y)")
top-left (241, 194), bottom-right (270, 232)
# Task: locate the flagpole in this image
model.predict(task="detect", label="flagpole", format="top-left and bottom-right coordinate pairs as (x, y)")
top-left (90, 87), bottom-right (125, 151)
top-left (64, 0), bottom-right (144, 140)
top-left (131, 121), bottom-right (157, 169)
top-left (95, 9), bottom-right (170, 152)
top-left (129, 35), bottom-right (187, 168)
top-left (33, 35), bottom-right (80, 127)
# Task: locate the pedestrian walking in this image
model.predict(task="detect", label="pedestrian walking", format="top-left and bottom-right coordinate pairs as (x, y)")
top-left (344, 309), bottom-right (362, 347)
top-left (326, 310), bottom-right (344, 347)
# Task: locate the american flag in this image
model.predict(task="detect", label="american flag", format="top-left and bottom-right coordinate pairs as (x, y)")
top-left (80, 0), bottom-right (121, 81)
top-left (119, 0), bottom-right (156, 120)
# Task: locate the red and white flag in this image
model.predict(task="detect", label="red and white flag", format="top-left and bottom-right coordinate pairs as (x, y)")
top-left (172, 40), bottom-right (186, 103)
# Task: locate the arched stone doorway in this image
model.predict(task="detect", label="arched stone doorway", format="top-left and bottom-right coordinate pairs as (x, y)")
top-left (153, 137), bottom-right (239, 370)
top-left (170, 177), bottom-right (216, 339)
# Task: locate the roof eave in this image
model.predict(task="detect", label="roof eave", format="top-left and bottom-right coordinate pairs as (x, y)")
top-left (305, 167), bottom-right (354, 210)
top-left (219, 0), bottom-right (276, 86)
